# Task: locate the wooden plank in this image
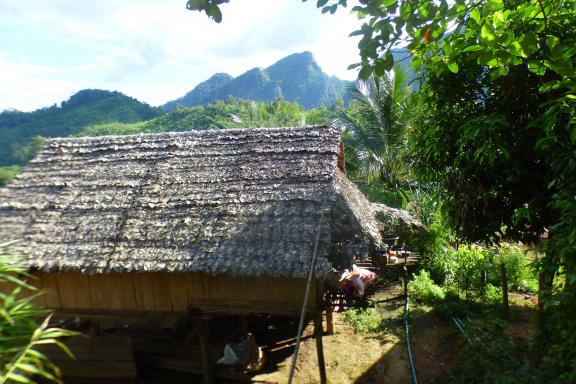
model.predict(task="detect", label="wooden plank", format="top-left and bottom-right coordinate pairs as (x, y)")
top-left (276, 278), bottom-right (306, 307)
top-left (152, 273), bottom-right (173, 311)
top-left (56, 273), bottom-right (92, 309)
top-left (132, 273), bottom-right (156, 310)
top-left (207, 275), bottom-right (258, 301)
top-left (258, 276), bottom-right (279, 302)
top-left (87, 274), bottom-right (122, 310)
top-left (118, 274), bottom-right (138, 310)
top-left (235, 277), bottom-right (260, 301)
top-left (103, 274), bottom-right (125, 310)
top-left (169, 273), bottom-right (190, 311)
top-left (37, 272), bottom-right (62, 309)
top-left (185, 272), bottom-right (207, 300)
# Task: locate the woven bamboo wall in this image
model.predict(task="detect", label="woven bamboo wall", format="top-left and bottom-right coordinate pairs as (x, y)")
top-left (28, 272), bottom-right (318, 314)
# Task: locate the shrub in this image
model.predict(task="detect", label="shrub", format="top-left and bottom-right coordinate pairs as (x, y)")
top-left (344, 308), bottom-right (382, 333)
top-left (408, 270), bottom-right (445, 304)
top-left (497, 244), bottom-right (538, 293)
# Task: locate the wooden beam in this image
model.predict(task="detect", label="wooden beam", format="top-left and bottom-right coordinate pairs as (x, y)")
top-left (325, 306), bottom-right (334, 335)
top-left (314, 312), bottom-right (327, 384)
top-left (199, 320), bottom-right (214, 384)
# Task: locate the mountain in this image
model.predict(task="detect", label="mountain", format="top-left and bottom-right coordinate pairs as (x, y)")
top-left (164, 51), bottom-right (351, 110)
top-left (0, 89), bottom-right (163, 166)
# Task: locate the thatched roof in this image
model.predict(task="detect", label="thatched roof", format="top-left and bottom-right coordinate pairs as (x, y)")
top-left (372, 203), bottom-right (425, 232)
top-left (0, 125), bottom-right (402, 278)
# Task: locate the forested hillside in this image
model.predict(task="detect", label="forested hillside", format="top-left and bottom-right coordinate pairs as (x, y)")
top-left (79, 97), bottom-right (339, 137)
top-left (163, 52), bottom-right (350, 110)
top-left (0, 89), bottom-right (163, 165)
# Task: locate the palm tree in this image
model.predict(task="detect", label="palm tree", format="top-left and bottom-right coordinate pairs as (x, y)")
top-left (341, 64), bottom-right (413, 188)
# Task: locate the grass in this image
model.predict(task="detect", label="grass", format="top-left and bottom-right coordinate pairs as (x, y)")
top-left (343, 307), bottom-right (383, 333)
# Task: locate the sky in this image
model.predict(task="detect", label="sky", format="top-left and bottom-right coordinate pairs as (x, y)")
top-left (0, 0), bottom-right (364, 112)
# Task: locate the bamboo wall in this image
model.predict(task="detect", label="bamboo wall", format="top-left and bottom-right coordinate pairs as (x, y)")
top-left (27, 272), bottom-right (319, 315)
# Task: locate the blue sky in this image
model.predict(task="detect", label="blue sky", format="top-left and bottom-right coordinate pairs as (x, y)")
top-left (0, 0), bottom-right (363, 111)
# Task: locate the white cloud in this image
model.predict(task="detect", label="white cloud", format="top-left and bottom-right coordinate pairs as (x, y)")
top-left (0, 53), bottom-right (78, 111)
top-left (0, 0), bottom-right (364, 110)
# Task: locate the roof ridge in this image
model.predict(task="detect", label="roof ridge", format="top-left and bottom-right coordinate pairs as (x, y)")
top-left (48, 124), bottom-right (341, 144)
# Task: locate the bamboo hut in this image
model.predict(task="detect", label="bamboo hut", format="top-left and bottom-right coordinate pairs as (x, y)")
top-left (0, 125), bottom-right (416, 382)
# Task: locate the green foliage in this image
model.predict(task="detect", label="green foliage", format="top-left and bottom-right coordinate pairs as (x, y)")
top-left (79, 121), bottom-right (147, 137)
top-left (356, 180), bottom-right (404, 208)
top-left (0, 166), bottom-right (20, 187)
top-left (408, 270), bottom-right (445, 304)
top-left (496, 244), bottom-right (538, 293)
top-left (0, 244), bottom-right (78, 383)
top-left (79, 97), bottom-right (306, 137)
top-left (412, 212), bottom-right (454, 283)
top-left (342, 65), bottom-right (412, 187)
top-left (416, 216), bottom-right (537, 296)
top-left (304, 104), bottom-right (340, 125)
top-left (447, 322), bottom-right (539, 384)
top-left (0, 89), bottom-right (163, 166)
top-left (343, 308), bottom-right (382, 333)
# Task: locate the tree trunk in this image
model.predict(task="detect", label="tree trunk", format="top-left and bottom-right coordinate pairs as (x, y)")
top-left (480, 269), bottom-right (487, 299)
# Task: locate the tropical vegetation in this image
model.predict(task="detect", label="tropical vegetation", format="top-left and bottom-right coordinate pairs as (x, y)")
top-left (0, 244), bottom-right (77, 383)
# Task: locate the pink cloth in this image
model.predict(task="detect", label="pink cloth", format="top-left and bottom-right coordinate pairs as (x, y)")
top-left (340, 265), bottom-right (378, 298)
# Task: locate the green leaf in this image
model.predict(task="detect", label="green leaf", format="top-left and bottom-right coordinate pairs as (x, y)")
top-left (400, 1), bottom-right (411, 21)
top-left (0, 274), bottom-right (36, 291)
top-left (469, 8), bottom-right (481, 24)
top-left (487, 0), bottom-right (504, 10)
top-left (317, 0), bottom-right (329, 7)
top-left (490, 66), bottom-right (509, 79)
top-left (410, 57), bottom-right (422, 70)
top-left (383, 51), bottom-right (394, 70)
top-left (186, 0), bottom-right (206, 11)
top-left (463, 45), bottom-right (483, 52)
top-left (358, 65), bottom-right (373, 80)
top-left (374, 60), bottom-right (385, 77)
top-left (528, 60), bottom-right (546, 76)
top-left (447, 62), bottom-right (459, 73)
top-left (546, 35), bottom-right (560, 49)
top-left (481, 24), bottom-right (496, 43)
top-left (538, 80), bottom-right (560, 93)
top-left (204, 4), bottom-right (222, 23)
top-left (6, 373), bottom-right (33, 383)
top-left (382, 0), bottom-right (397, 6)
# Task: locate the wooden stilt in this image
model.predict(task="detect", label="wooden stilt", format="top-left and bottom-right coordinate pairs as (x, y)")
top-left (325, 305), bottom-right (334, 335)
top-left (314, 312), bottom-right (327, 384)
top-left (199, 320), bottom-right (214, 384)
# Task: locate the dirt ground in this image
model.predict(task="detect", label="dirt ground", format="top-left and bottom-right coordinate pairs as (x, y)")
top-left (251, 287), bottom-right (537, 384)
top-left (252, 283), bottom-right (458, 384)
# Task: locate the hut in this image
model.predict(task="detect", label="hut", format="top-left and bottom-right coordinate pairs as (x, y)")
top-left (0, 125), bottom-right (412, 382)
